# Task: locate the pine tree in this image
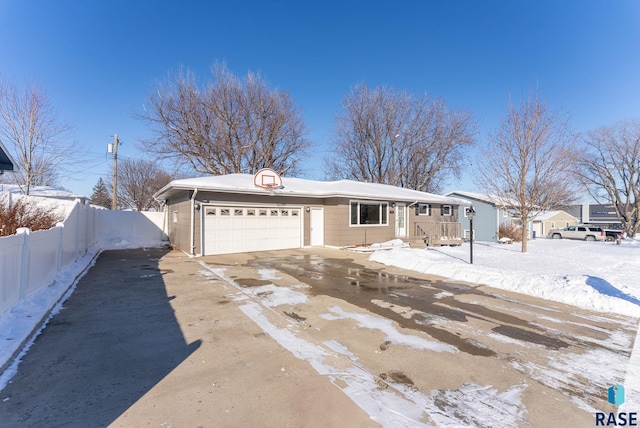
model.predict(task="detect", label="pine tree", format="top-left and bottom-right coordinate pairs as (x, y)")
top-left (90, 177), bottom-right (112, 208)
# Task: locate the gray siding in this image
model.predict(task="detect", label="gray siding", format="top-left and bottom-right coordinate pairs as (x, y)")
top-left (306, 198), bottom-right (395, 247)
top-left (166, 194), bottom-right (192, 253)
top-left (165, 189), bottom-right (464, 252)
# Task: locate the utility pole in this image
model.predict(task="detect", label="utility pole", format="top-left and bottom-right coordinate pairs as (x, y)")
top-left (109, 134), bottom-right (119, 210)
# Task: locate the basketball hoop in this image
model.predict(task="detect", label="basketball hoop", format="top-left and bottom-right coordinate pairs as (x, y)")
top-left (262, 183), bottom-right (280, 196)
top-left (254, 168), bottom-right (283, 194)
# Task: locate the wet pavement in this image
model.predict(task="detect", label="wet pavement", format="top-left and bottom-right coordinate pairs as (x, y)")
top-left (247, 253), bottom-right (573, 355)
top-left (228, 248), bottom-right (638, 426)
top-left (1, 247), bottom-right (637, 427)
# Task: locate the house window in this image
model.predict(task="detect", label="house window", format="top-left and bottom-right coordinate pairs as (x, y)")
top-left (417, 204), bottom-right (430, 216)
top-left (442, 205), bottom-right (452, 216)
top-left (350, 201), bottom-right (388, 226)
top-left (206, 208), bottom-right (216, 216)
top-left (234, 209), bottom-right (243, 216)
top-left (247, 209), bottom-right (255, 216)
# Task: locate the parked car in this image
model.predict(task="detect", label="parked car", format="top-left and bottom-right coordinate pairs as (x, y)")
top-left (549, 225), bottom-right (605, 241)
top-left (604, 229), bottom-right (625, 242)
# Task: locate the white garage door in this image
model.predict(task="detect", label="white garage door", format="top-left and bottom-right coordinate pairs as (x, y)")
top-left (202, 206), bottom-right (302, 255)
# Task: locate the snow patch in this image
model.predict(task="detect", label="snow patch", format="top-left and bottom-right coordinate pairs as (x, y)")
top-left (320, 306), bottom-right (457, 353)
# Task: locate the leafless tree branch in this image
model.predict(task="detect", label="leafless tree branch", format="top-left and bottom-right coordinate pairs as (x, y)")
top-left (326, 84), bottom-right (477, 193)
top-left (0, 76), bottom-right (77, 194)
top-left (136, 63), bottom-right (311, 177)
top-left (575, 119), bottom-right (640, 237)
top-left (116, 158), bottom-right (173, 211)
top-left (476, 91), bottom-right (579, 252)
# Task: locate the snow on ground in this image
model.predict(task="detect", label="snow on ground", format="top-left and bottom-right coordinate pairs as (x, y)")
top-left (370, 238), bottom-right (640, 412)
top-left (200, 261), bottom-right (531, 427)
top-left (200, 238), bottom-right (640, 423)
top-left (0, 185), bottom-right (86, 218)
top-left (1, 234), bottom-right (639, 424)
top-left (0, 239), bottom-right (165, 392)
top-left (370, 238), bottom-right (640, 318)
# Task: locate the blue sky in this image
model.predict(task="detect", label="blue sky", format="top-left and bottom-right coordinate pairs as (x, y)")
top-left (1, 0), bottom-right (639, 197)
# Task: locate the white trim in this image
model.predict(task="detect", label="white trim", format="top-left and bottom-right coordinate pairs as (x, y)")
top-left (349, 200), bottom-right (389, 227)
top-left (417, 203), bottom-right (430, 216)
top-left (395, 203), bottom-right (407, 238)
top-left (310, 207), bottom-right (324, 246)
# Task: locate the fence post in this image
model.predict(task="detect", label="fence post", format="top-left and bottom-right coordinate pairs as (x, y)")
top-left (56, 222), bottom-right (64, 270)
top-left (75, 201), bottom-right (80, 261)
top-left (16, 227), bottom-right (30, 300)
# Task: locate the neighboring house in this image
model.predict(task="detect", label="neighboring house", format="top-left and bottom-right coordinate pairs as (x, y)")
top-left (0, 140), bottom-right (15, 173)
top-left (153, 169), bottom-right (468, 256)
top-left (0, 184), bottom-right (88, 218)
top-left (566, 204), bottom-right (624, 229)
top-left (445, 191), bottom-right (521, 242)
top-left (531, 210), bottom-right (578, 238)
top-left (0, 184), bottom-right (87, 204)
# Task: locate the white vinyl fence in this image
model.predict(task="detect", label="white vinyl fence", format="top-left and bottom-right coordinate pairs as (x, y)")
top-left (0, 200), bottom-right (166, 315)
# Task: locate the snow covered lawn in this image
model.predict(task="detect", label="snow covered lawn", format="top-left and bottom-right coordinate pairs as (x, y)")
top-left (370, 238), bottom-right (640, 318)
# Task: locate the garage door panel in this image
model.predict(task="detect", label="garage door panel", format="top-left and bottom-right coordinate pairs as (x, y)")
top-left (203, 205), bottom-right (302, 255)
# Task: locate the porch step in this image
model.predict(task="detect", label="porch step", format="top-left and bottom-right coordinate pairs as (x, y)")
top-left (402, 237), bottom-right (427, 248)
top-left (403, 237), bottom-right (463, 248)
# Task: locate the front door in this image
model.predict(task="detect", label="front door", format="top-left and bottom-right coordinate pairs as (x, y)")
top-left (310, 208), bottom-right (324, 246)
top-left (395, 203), bottom-right (407, 238)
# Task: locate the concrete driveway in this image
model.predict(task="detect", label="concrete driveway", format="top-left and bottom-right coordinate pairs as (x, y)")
top-left (1, 247), bottom-right (636, 427)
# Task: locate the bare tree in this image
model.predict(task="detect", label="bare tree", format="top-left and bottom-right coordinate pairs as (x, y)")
top-left (137, 63), bottom-right (311, 177)
top-left (476, 92), bottom-right (578, 252)
top-left (116, 158), bottom-right (173, 211)
top-left (0, 77), bottom-right (75, 194)
top-left (326, 84), bottom-right (477, 193)
top-left (576, 119), bottom-right (640, 237)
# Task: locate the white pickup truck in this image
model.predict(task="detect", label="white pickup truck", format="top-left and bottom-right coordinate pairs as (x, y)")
top-left (549, 225), bottom-right (606, 241)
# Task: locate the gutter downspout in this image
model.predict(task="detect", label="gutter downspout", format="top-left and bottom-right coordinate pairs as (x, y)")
top-left (497, 208), bottom-right (500, 241)
top-left (190, 188), bottom-right (198, 256)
